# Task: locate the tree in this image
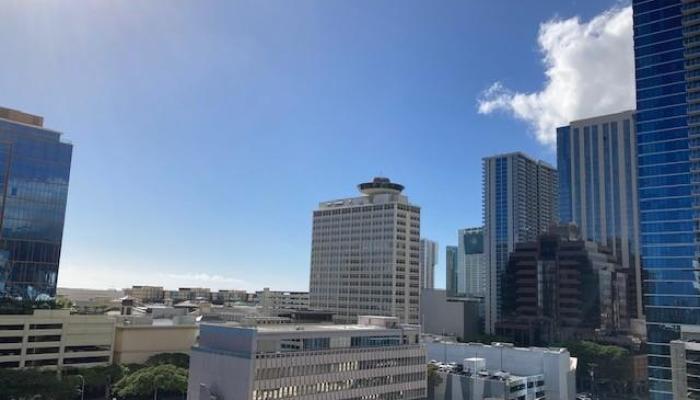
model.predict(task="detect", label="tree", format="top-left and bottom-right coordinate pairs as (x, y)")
top-left (0, 368), bottom-right (78, 400)
top-left (561, 340), bottom-right (632, 395)
top-left (113, 364), bottom-right (188, 398)
top-left (64, 364), bottom-right (125, 399)
top-left (145, 352), bottom-right (190, 369)
top-left (427, 364), bottom-right (443, 400)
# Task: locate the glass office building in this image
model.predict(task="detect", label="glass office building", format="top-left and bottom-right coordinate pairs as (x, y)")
top-left (0, 108), bottom-right (73, 300)
top-left (556, 111), bottom-right (642, 320)
top-left (482, 152), bottom-right (557, 334)
top-left (633, 1), bottom-right (700, 398)
top-left (445, 245), bottom-right (459, 298)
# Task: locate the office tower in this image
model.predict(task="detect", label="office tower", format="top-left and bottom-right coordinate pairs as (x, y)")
top-left (187, 316), bottom-right (427, 400)
top-left (446, 245), bottom-right (459, 297)
top-left (482, 152), bottom-right (557, 334)
top-left (458, 227), bottom-right (486, 297)
top-left (0, 107), bottom-right (73, 300)
top-left (633, 2), bottom-right (700, 398)
top-left (557, 110), bottom-right (642, 321)
top-left (497, 224), bottom-right (628, 346)
top-left (419, 239), bottom-right (437, 289)
top-left (309, 177), bottom-right (421, 324)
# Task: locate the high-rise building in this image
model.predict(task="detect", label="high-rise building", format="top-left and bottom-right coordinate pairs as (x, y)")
top-left (187, 316), bottom-right (427, 400)
top-left (445, 245), bottom-right (459, 297)
top-left (556, 110), bottom-right (642, 319)
top-left (0, 107), bottom-right (73, 300)
top-left (309, 177), bottom-right (421, 324)
top-left (458, 227), bottom-right (486, 298)
top-left (497, 224), bottom-right (629, 346)
top-left (632, 2), bottom-right (700, 398)
top-left (419, 239), bottom-right (437, 289)
top-left (483, 152), bottom-right (557, 334)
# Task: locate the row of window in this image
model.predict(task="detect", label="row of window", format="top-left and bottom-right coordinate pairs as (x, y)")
top-left (255, 356), bottom-right (425, 380)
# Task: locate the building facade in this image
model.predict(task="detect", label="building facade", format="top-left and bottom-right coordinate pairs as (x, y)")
top-left (420, 289), bottom-right (480, 341)
top-left (122, 285), bottom-right (164, 303)
top-left (0, 310), bottom-right (114, 369)
top-left (557, 110), bottom-right (642, 320)
top-left (483, 153), bottom-right (557, 333)
top-left (419, 239), bottom-right (438, 289)
top-left (424, 341), bottom-right (576, 400)
top-left (496, 225), bottom-right (628, 346)
top-left (446, 245), bottom-right (459, 298)
top-left (257, 288), bottom-right (310, 311)
top-left (309, 178), bottom-right (421, 324)
top-left (0, 107), bottom-right (73, 300)
top-left (458, 227), bottom-right (486, 298)
top-left (632, 2), bottom-right (700, 398)
top-left (670, 325), bottom-right (700, 399)
top-left (187, 316), bottom-right (427, 400)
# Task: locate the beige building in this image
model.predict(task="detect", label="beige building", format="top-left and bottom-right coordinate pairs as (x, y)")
top-left (113, 323), bottom-right (197, 364)
top-left (0, 310), bottom-right (114, 369)
top-left (188, 316), bottom-right (426, 400)
top-left (257, 288), bottom-right (309, 312)
top-left (123, 285), bottom-right (164, 303)
top-left (310, 177), bottom-right (421, 324)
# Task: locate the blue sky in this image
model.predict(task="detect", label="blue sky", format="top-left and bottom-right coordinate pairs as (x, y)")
top-left (0, 0), bottom-right (628, 291)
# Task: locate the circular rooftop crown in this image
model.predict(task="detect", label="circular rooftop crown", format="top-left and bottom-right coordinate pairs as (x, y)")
top-left (358, 177), bottom-right (404, 195)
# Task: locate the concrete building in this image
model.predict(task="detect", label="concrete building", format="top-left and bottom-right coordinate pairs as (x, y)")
top-left (669, 325), bottom-right (700, 399)
top-left (420, 239), bottom-right (438, 289)
top-left (212, 289), bottom-right (248, 305)
top-left (430, 359), bottom-right (545, 400)
top-left (0, 310), bottom-right (114, 369)
top-left (496, 224), bottom-right (629, 346)
top-left (483, 153), bottom-right (557, 334)
top-left (166, 287), bottom-right (212, 302)
top-left (113, 322), bottom-right (198, 364)
top-left (0, 107), bottom-right (73, 300)
top-left (420, 289), bottom-right (480, 341)
top-left (309, 177), bottom-right (421, 324)
top-left (122, 285), bottom-right (165, 303)
top-left (458, 227), bottom-right (486, 298)
top-left (557, 110), bottom-right (642, 320)
top-left (425, 341), bottom-right (576, 400)
top-left (257, 288), bottom-right (310, 312)
top-left (188, 316), bottom-right (427, 400)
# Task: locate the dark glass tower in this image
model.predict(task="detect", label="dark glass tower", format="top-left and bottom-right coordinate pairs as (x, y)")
top-left (0, 108), bottom-right (72, 300)
top-left (633, 1), bottom-right (698, 398)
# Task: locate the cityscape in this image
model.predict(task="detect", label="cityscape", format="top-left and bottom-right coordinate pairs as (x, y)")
top-left (1, 1), bottom-right (699, 400)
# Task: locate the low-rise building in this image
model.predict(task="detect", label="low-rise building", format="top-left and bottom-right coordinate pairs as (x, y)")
top-left (188, 316), bottom-right (427, 400)
top-left (425, 340), bottom-right (576, 400)
top-left (122, 285), bottom-right (165, 303)
top-left (0, 310), bottom-right (114, 369)
top-left (420, 289), bottom-right (480, 341)
top-left (257, 288), bottom-right (310, 312)
top-left (670, 325), bottom-right (700, 399)
top-left (430, 358), bottom-right (545, 400)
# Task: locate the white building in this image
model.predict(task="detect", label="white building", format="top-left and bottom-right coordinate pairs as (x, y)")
top-left (187, 316), bottom-right (427, 400)
top-left (670, 325), bottom-right (700, 399)
top-left (419, 239), bottom-right (438, 289)
top-left (457, 227), bottom-right (486, 298)
top-left (0, 310), bottom-right (115, 369)
top-left (431, 358), bottom-right (545, 400)
top-left (425, 340), bottom-right (576, 400)
top-left (309, 177), bottom-right (421, 324)
top-left (483, 153), bottom-right (557, 333)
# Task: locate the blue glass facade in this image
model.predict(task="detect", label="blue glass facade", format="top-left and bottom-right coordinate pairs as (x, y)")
top-left (0, 117), bottom-right (72, 300)
top-left (633, 0), bottom-right (696, 398)
top-left (556, 111), bottom-right (641, 319)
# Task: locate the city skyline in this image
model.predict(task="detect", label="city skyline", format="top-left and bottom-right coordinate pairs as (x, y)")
top-left (1, 1), bottom-right (634, 292)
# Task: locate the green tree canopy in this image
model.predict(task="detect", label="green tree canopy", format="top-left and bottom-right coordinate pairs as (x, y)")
top-left (0, 368), bottom-right (78, 400)
top-left (113, 363), bottom-right (188, 398)
top-left (145, 352), bottom-right (190, 369)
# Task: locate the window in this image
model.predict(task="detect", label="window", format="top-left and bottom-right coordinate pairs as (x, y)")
top-left (29, 324), bottom-right (62, 330)
top-left (63, 356), bottom-right (110, 365)
top-left (27, 335), bottom-right (60, 343)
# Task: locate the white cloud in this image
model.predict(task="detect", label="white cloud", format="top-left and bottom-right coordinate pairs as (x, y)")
top-left (477, 5), bottom-right (635, 147)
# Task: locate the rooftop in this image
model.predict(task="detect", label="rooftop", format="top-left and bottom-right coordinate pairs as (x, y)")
top-left (0, 107), bottom-right (43, 127)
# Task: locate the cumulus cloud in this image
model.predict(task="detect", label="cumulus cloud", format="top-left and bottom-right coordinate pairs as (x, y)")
top-left (477, 5), bottom-right (635, 147)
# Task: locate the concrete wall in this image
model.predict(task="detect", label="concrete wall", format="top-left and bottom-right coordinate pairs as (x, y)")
top-left (420, 289), bottom-right (480, 340)
top-left (187, 347), bottom-right (254, 400)
top-left (113, 324), bottom-right (197, 364)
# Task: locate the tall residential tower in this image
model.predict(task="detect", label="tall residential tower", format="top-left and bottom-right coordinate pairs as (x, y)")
top-left (483, 152), bottom-right (557, 333)
top-left (632, 2), bottom-right (700, 398)
top-left (0, 108), bottom-right (73, 300)
top-left (309, 178), bottom-right (421, 324)
top-left (419, 238), bottom-right (437, 289)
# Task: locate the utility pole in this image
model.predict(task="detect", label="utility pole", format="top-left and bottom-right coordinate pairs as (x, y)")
top-left (76, 375), bottom-right (85, 400)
